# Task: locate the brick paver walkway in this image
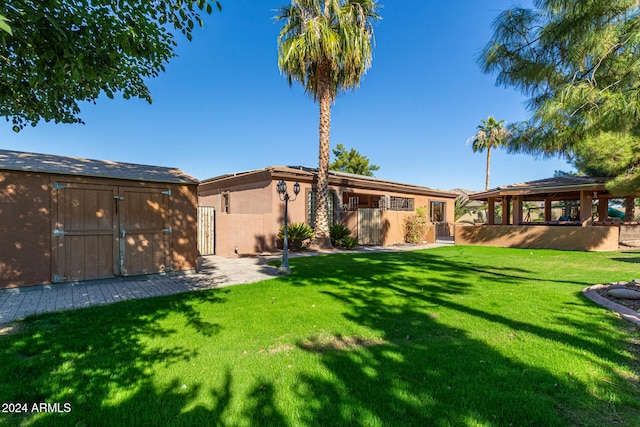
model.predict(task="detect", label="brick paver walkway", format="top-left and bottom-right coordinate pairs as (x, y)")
top-left (0, 244), bottom-right (444, 324)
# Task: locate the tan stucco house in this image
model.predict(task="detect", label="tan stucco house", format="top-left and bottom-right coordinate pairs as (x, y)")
top-left (198, 166), bottom-right (457, 255)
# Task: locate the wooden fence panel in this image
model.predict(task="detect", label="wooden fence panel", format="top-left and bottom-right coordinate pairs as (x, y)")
top-left (198, 207), bottom-right (216, 255)
top-left (358, 208), bottom-right (382, 245)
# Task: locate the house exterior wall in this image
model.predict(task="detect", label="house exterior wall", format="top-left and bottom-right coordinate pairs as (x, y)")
top-left (334, 192), bottom-right (452, 245)
top-left (199, 173), bottom-right (456, 255)
top-left (455, 224), bottom-right (619, 252)
top-left (0, 170), bottom-right (198, 289)
top-left (200, 180), bottom-right (306, 255)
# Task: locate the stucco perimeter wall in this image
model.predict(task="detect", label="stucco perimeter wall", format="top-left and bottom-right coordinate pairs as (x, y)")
top-left (214, 213), bottom-right (277, 255)
top-left (340, 211), bottom-right (436, 246)
top-left (381, 211), bottom-right (436, 245)
top-left (455, 225), bottom-right (619, 252)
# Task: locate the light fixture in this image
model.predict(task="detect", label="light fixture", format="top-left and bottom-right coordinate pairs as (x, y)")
top-left (276, 180), bottom-right (300, 275)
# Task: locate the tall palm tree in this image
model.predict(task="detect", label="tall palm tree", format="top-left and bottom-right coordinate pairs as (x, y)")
top-left (277, 0), bottom-right (380, 247)
top-left (468, 116), bottom-right (509, 191)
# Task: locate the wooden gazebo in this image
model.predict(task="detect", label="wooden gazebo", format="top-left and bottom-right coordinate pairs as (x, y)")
top-left (469, 176), bottom-right (636, 226)
top-left (455, 176), bottom-right (639, 251)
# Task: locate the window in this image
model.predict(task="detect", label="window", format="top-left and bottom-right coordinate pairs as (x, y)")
top-left (348, 196), bottom-right (359, 211)
top-left (308, 191), bottom-right (334, 228)
top-left (385, 196), bottom-right (414, 211)
top-left (222, 193), bottom-right (230, 213)
top-left (430, 201), bottom-right (445, 222)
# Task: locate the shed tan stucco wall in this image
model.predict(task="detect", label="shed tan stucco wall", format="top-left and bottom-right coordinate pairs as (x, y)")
top-left (168, 183), bottom-right (199, 273)
top-left (455, 225), bottom-right (619, 252)
top-left (0, 171), bottom-right (52, 288)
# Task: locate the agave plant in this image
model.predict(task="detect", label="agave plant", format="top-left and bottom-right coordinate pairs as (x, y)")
top-left (330, 223), bottom-right (352, 247)
top-left (278, 222), bottom-right (314, 251)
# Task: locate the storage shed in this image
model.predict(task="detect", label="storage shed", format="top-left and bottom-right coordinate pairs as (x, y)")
top-left (0, 149), bottom-right (199, 289)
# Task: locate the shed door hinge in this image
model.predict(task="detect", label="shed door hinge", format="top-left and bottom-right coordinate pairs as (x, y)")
top-left (53, 182), bottom-right (68, 190)
top-left (162, 227), bottom-right (172, 233)
top-left (53, 275), bottom-right (67, 283)
top-left (162, 190), bottom-right (171, 196)
top-left (53, 229), bottom-right (68, 237)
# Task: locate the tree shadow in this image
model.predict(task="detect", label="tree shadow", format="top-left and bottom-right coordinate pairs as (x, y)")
top-left (0, 287), bottom-right (232, 425)
top-left (283, 249), bottom-right (640, 425)
top-left (2, 248), bottom-right (638, 426)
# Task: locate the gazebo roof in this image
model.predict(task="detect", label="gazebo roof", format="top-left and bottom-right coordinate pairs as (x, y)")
top-left (469, 176), bottom-right (615, 201)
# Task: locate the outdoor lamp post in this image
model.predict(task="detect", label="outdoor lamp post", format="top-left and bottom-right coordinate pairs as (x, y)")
top-left (276, 179), bottom-right (300, 275)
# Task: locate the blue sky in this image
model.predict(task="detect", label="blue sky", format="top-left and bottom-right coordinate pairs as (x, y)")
top-left (1, 0), bottom-right (571, 191)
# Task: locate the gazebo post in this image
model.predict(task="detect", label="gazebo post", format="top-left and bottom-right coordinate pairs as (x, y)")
top-left (502, 197), bottom-right (511, 225)
top-left (580, 190), bottom-right (593, 226)
top-left (544, 197), bottom-right (552, 222)
top-left (487, 197), bottom-right (495, 225)
top-left (513, 196), bottom-right (523, 224)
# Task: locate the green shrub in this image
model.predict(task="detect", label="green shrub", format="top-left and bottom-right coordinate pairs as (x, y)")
top-left (330, 223), bottom-right (352, 246)
top-left (341, 236), bottom-right (358, 249)
top-left (278, 222), bottom-right (314, 251)
top-left (404, 206), bottom-right (428, 244)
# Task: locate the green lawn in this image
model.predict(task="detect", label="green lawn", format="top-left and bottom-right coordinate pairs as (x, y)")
top-left (1, 246), bottom-right (639, 426)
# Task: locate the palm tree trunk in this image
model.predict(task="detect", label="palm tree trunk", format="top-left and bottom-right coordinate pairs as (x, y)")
top-left (313, 62), bottom-right (333, 248)
top-left (485, 145), bottom-right (492, 191)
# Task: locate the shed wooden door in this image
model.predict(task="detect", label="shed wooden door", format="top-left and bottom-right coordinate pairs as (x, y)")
top-left (53, 183), bottom-right (172, 283)
top-left (53, 183), bottom-right (118, 282)
top-left (119, 187), bottom-right (171, 276)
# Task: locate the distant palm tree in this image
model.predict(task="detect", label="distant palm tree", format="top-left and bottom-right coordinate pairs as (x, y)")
top-left (468, 116), bottom-right (509, 191)
top-left (276, 0), bottom-right (380, 247)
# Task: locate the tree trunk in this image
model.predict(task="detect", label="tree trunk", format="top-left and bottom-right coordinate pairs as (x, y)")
top-left (313, 62), bottom-right (333, 248)
top-left (485, 145), bottom-right (492, 191)
top-left (625, 197), bottom-right (635, 221)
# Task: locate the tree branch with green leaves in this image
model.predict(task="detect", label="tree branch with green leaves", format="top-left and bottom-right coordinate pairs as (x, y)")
top-left (1, 0), bottom-right (221, 131)
top-left (480, 0), bottom-right (640, 196)
top-left (329, 143), bottom-right (380, 176)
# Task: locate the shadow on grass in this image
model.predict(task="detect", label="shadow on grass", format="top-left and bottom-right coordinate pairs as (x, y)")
top-left (0, 288), bottom-right (236, 426)
top-left (1, 248), bottom-right (638, 426)
top-left (283, 249), bottom-right (640, 426)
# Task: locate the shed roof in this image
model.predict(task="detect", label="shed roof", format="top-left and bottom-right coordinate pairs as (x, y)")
top-left (0, 149), bottom-right (199, 184)
top-left (200, 165), bottom-right (458, 198)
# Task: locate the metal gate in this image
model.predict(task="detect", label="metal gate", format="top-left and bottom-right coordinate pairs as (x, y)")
top-left (434, 222), bottom-right (455, 243)
top-left (358, 208), bottom-right (382, 245)
top-left (52, 182), bottom-right (172, 283)
top-left (198, 206), bottom-right (216, 255)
